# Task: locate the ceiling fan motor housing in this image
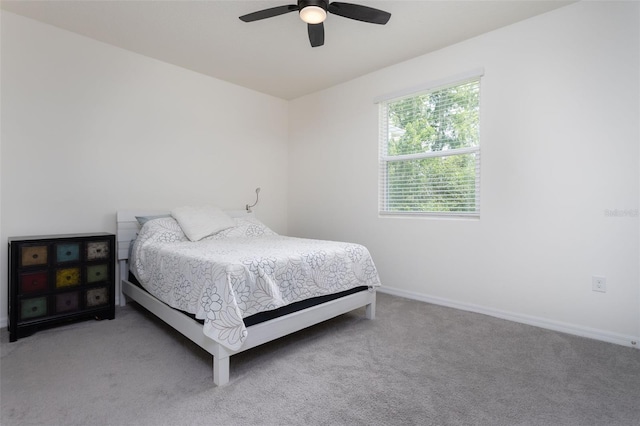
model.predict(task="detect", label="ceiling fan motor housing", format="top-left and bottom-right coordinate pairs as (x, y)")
top-left (299, 0), bottom-right (328, 13)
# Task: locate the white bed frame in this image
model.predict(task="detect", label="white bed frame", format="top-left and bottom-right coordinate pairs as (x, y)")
top-left (116, 210), bottom-right (376, 386)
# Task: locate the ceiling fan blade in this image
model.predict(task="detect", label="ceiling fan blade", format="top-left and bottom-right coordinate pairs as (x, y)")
top-left (239, 5), bottom-right (299, 22)
top-left (327, 2), bottom-right (391, 24)
top-left (308, 23), bottom-right (325, 47)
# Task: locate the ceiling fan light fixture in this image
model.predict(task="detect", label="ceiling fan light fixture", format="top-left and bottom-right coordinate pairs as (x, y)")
top-left (299, 5), bottom-right (327, 24)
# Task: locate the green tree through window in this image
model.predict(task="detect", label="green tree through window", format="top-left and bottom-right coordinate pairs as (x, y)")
top-left (380, 77), bottom-right (480, 215)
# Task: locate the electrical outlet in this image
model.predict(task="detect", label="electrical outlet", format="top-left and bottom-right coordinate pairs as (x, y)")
top-left (592, 276), bottom-right (607, 293)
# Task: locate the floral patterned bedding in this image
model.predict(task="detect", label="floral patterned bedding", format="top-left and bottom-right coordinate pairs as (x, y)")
top-left (130, 216), bottom-right (381, 350)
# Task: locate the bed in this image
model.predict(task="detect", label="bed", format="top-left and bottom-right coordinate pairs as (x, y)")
top-left (116, 208), bottom-right (380, 386)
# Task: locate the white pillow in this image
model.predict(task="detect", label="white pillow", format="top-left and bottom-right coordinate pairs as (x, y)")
top-left (170, 205), bottom-right (235, 242)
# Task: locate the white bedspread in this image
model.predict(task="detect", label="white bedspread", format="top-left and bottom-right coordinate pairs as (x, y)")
top-left (130, 217), bottom-right (381, 350)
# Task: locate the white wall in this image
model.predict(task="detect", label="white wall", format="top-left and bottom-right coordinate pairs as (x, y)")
top-left (0, 12), bottom-right (289, 325)
top-left (288, 1), bottom-right (640, 345)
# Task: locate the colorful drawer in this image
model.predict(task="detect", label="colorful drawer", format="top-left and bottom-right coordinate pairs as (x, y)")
top-left (20, 297), bottom-right (47, 320)
top-left (86, 264), bottom-right (108, 283)
top-left (8, 233), bottom-right (116, 342)
top-left (86, 287), bottom-right (109, 307)
top-left (19, 271), bottom-right (49, 294)
top-left (20, 245), bottom-right (48, 267)
top-left (56, 267), bottom-right (81, 288)
top-left (87, 241), bottom-right (110, 261)
top-left (56, 292), bottom-right (80, 313)
top-left (56, 243), bottom-right (80, 263)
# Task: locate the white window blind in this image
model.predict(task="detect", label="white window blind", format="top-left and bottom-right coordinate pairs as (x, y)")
top-left (378, 74), bottom-right (481, 216)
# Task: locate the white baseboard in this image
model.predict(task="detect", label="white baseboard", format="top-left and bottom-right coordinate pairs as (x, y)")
top-left (4, 288), bottom-right (637, 349)
top-left (377, 286), bottom-right (639, 349)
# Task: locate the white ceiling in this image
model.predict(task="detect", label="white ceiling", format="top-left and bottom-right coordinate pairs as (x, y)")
top-left (1, 0), bottom-right (573, 100)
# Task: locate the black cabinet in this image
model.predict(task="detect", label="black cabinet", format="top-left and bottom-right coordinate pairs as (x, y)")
top-left (8, 233), bottom-right (115, 342)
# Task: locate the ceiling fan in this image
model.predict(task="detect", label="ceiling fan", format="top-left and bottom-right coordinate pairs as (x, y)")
top-left (239, 0), bottom-right (391, 48)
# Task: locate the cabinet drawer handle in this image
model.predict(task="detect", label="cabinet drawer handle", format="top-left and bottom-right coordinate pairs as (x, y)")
top-left (32, 254), bottom-right (38, 259)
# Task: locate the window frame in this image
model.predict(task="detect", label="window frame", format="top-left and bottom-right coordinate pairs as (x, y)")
top-left (377, 70), bottom-right (483, 218)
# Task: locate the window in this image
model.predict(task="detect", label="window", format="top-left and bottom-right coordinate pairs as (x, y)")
top-left (378, 73), bottom-right (481, 216)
